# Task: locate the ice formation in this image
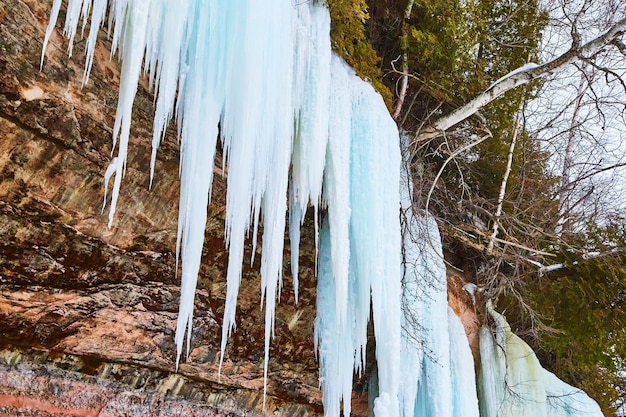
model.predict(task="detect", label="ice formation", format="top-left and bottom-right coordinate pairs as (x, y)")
top-left (479, 301), bottom-right (604, 417)
top-left (42, 0), bottom-right (402, 412)
top-left (314, 57), bottom-right (402, 417)
top-left (398, 168), bottom-right (480, 417)
top-left (42, 1), bottom-right (604, 416)
top-left (43, 0), bottom-right (323, 390)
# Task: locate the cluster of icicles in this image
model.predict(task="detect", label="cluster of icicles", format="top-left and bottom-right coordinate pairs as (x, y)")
top-left (42, 1), bottom-right (604, 416)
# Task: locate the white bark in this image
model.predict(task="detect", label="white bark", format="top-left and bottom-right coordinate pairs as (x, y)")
top-left (486, 108), bottom-right (522, 254)
top-left (414, 16), bottom-right (626, 142)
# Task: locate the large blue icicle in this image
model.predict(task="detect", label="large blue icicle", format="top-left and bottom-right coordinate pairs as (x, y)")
top-left (315, 219), bottom-right (357, 417)
top-left (350, 73), bottom-right (402, 417)
top-left (315, 58), bottom-right (402, 417)
top-left (409, 214), bottom-right (453, 417)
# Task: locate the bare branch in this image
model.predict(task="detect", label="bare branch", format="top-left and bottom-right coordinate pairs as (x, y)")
top-left (612, 38), bottom-right (626, 55)
top-left (425, 131), bottom-right (492, 211)
top-left (392, 0), bottom-right (415, 121)
top-left (583, 59), bottom-right (626, 93)
top-left (414, 15), bottom-right (626, 142)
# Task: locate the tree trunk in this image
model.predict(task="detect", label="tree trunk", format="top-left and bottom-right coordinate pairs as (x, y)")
top-left (392, 0), bottom-right (415, 121)
top-left (487, 105), bottom-right (523, 254)
top-left (556, 74), bottom-right (587, 236)
top-left (414, 15), bottom-right (626, 142)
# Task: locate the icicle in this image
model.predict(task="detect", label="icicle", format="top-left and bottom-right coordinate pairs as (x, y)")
top-left (398, 166), bottom-right (424, 417)
top-left (448, 307), bottom-right (480, 417)
top-left (63, 0), bottom-right (85, 58)
top-left (315, 219), bottom-right (355, 417)
top-left (399, 157), bottom-right (477, 417)
top-left (409, 215), bottom-right (453, 417)
top-left (314, 57), bottom-right (402, 417)
top-left (323, 55), bottom-right (352, 324)
top-left (288, 180), bottom-right (302, 302)
top-left (41, 0), bottom-right (63, 69)
top-left (82, 0), bottom-right (108, 85)
top-left (43, 2), bottom-right (409, 416)
top-left (174, 1), bottom-right (224, 367)
top-left (148, 0), bottom-right (190, 186)
top-left (288, 4), bottom-right (331, 300)
top-left (350, 66), bottom-right (402, 417)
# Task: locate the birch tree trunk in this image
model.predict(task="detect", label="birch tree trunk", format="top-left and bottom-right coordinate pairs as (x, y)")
top-left (486, 107), bottom-right (523, 255)
top-left (414, 15), bottom-right (626, 142)
top-left (556, 74), bottom-right (587, 236)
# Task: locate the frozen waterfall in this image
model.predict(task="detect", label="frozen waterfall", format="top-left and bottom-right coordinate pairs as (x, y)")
top-left (479, 302), bottom-right (604, 417)
top-left (42, 1), bottom-right (605, 416)
top-left (398, 168), bottom-right (480, 417)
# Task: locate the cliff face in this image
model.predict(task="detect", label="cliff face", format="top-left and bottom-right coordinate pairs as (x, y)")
top-left (0, 1), bottom-right (488, 416)
top-left (0, 0), bottom-right (327, 415)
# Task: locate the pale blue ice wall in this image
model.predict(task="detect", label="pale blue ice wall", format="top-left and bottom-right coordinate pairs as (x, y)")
top-left (398, 166), bottom-right (480, 417)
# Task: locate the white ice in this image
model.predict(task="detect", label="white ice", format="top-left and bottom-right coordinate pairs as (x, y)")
top-left (43, 0), bottom-right (402, 413)
top-left (397, 165), bottom-right (479, 417)
top-left (314, 57), bottom-right (402, 417)
top-left (42, 0), bottom-right (319, 393)
top-left (448, 307), bottom-right (480, 417)
top-left (478, 301), bottom-right (604, 417)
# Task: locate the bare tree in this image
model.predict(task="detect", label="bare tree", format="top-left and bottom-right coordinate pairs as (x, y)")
top-left (412, 14), bottom-right (626, 143)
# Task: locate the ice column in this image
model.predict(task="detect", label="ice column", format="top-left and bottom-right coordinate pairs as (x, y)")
top-left (398, 163), bottom-right (479, 417)
top-left (448, 307), bottom-right (480, 417)
top-left (315, 57), bottom-right (402, 417)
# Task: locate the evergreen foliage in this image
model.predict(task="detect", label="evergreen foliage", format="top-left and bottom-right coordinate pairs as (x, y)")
top-left (326, 0), bottom-right (393, 105)
top-left (526, 219), bottom-right (626, 414)
top-left (403, 0), bottom-right (477, 103)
